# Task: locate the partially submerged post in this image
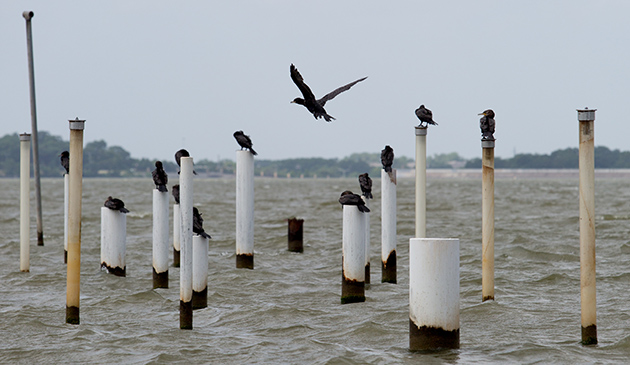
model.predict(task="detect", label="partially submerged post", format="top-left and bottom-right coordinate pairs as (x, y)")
top-left (236, 150), bottom-right (254, 269)
top-left (381, 168), bottom-right (397, 283)
top-left (23, 11), bottom-right (43, 246)
top-left (480, 109), bottom-right (496, 302)
top-left (192, 235), bottom-right (208, 309)
top-left (20, 134), bottom-right (31, 272)
top-left (153, 189), bottom-right (169, 288)
top-left (415, 126), bottom-right (427, 238)
top-left (578, 108), bottom-right (597, 345)
top-left (173, 203), bottom-right (180, 267)
top-left (409, 238), bottom-right (460, 351)
top-left (100, 207), bottom-right (126, 277)
top-left (288, 218), bottom-right (304, 253)
top-left (179, 157), bottom-right (194, 329)
top-left (341, 205), bottom-right (366, 304)
top-left (66, 118), bottom-right (84, 324)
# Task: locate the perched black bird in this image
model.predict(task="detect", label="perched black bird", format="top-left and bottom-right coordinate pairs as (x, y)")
top-left (358, 173), bottom-right (373, 199)
top-left (104, 196), bottom-right (130, 213)
top-left (290, 64), bottom-right (367, 122)
top-left (193, 207), bottom-right (211, 239)
top-left (60, 151), bottom-right (69, 175)
top-left (338, 190), bottom-right (370, 213)
top-left (175, 149), bottom-right (197, 175)
top-left (172, 184), bottom-right (180, 204)
top-left (415, 105), bottom-right (438, 127)
top-left (479, 109), bottom-right (496, 141)
top-left (381, 145), bottom-right (394, 173)
top-left (152, 161), bottom-right (168, 192)
top-left (233, 130), bottom-right (258, 156)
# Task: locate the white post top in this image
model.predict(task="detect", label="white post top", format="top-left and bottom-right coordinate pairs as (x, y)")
top-left (19, 133), bottom-right (31, 141)
top-left (69, 117), bottom-right (85, 130)
top-left (577, 108), bottom-right (596, 122)
top-left (23, 11), bottom-right (34, 20)
top-left (481, 140), bottom-right (495, 149)
top-left (415, 126), bottom-right (428, 136)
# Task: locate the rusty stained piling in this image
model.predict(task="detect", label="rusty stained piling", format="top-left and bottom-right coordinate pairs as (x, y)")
top-left (179, 157), bottom-right (194, 329)
top-left (415, 126), bottom-right (427, 238)
top-left (288, 218), bottom-right (304, 253)
top-left (381, 168), bottom-right (397, 283)
top-left (153, 190), bottom-right (169, 288)
top-left (20, 134), bottom-right (31, 272)
top-left (482, 139), bottom-right (495, 302)
top-left (192, 235), bottom-right (208, 309)
top-left (364, 202), bottom-right (371, 287)
top-left (578, 108), bottom-right (597, 345)
top-left (23, 10), bottom-right (43, 246)
top-left (66, 118), bottom-right (84, 324)
top-left (100, 207), bottom-right (127, 277)
top-left (341, 205), bottom-right (366, 304)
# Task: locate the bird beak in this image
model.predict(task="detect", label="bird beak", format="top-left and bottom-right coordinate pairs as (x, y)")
top-left (478, 112), bottom-right (485, 116)
top-left (290, 100), bottom-right (295, 104)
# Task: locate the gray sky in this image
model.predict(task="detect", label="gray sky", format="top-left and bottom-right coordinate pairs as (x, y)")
top-left (2, 1), bottom-right (629, 162)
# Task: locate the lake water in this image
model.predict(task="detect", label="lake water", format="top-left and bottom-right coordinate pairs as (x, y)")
top-left (1, 175), bottom-right (630, 363)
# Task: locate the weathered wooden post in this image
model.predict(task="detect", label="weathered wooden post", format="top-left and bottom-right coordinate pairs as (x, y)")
top-left (479, 109), bottom-right (496, 302)
top-left (20, 133), bottom-right (31, 272)
top-left (288, 218), bottom-right (304, 253)
top-left (64, 173), bottom-right (69, 263)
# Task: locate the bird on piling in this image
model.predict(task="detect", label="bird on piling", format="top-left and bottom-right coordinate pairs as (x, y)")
top-left (175, 149), bottom-right (197, 175)
top-left (479, 109), bottom-right (496, 140)
top-left (172, 184), bottom-right (180, 204)
top-left (152, 161), bottom-right (168, 192)
top-left (104, 196), bottom-right (130, 213)
top-left (358, 173), bottom-right (373, 200)
top-left (339, 190), bottom-right (370, 213)
top-left (290, 64), bottom-right (367, 122)
top-left (193, 207), bottom-right (211, 239)
top-left (233, 130), bottom-right (258, 156)
top-left (381, 145), bottom-right (394, 173)
top-left (59, 151), bottom-right (69, 175)
top-left (415, 105), bottom-right (438, 127)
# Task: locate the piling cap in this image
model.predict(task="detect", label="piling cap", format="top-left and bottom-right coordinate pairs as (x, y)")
top-left (577, 108), bottom-right (596, 122)
top-left (22, 11), bottom-right (34, 20)
top-left (415, 126), bottom-right (428, 136)
top-left (481, 139), bottom-right (495, 149)
top-left (19, 133), bottom-right (31, 141)
top-left (69, 117), bottom-right (85, 130)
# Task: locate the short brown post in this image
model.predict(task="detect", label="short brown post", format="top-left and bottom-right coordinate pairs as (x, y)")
top-left (288, 218), bottom-right (304, 253)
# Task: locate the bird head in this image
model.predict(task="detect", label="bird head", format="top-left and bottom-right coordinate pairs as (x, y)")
top-left (478, 109), bottom-right (495, 118)
top-left (155, 161), bottom-right (163, 168)
top-left (233, 130), bottom-right (243, 137)
top-left (59, 151), bottom-right (69, 158)
top-left (291, 98), bottom-right (305, 105)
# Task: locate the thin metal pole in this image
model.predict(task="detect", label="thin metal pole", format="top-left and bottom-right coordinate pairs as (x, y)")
top-left (23, 11), bottom-right (43, 246)
top-left (482, 140), bottom-right (495, 302)
top-left (415, 127), bottom-right (427, 238)
top-left (20, 134), bottom-right (31, 272)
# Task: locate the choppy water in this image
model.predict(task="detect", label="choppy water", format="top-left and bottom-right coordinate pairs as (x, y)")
top-left (2, 175), bottom-right (630, 364)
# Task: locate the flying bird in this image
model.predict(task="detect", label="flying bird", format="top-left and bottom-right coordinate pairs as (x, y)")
top-left (60, 151), bottom-right (69, 174)
top-left (152, 161), bottom-right (168, 192)
top-left (175, 149), bottom-right (197, 175)
top-left (358, 173), bottom-right (373, 200)
top-left (479, 109), bottom-right (496, 140)
top-left (290, 64), bottom-right (367, 122)
top-left (415, 105), bottom-right (438, 127)
top-left (104, 196), bottom-right (130, 213)
top-left (233, 130), bottom-right (258, 156)
top-left (338, 190), bottom-right (370, 213)
top-left (193, 207), bottom-right (212, 239)
top-left (172, 184), bottom-right (180, 204)
top-left (381, 145), bottom-right (394, 173)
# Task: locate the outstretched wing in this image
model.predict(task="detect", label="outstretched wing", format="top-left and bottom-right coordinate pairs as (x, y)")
top-left (290, 64), bottom-right (317, 103)
top-left (318, 76), bottom-right (367, 106)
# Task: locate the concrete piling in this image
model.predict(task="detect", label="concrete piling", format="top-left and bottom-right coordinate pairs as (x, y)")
top-left (100, 207), bottom-right (127, 277)
top-left (179, 156), bottom-right (194, 329)
top-left (153, 189), bottom-right (169, 288)
top-left (415, 126), bottom-right (427, 238)
top-left (341, 205), bottom-right (366, 304)
top-left (381, 169), bottom-right (397, 283)
top-left (192, 235), bottom-right (208, 309)
top-left (236, 150), bottom-right (254, 269)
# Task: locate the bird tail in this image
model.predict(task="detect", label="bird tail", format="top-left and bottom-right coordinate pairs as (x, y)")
top-left (120, 207), bottom-right (130, 214)
top-left (366, 192), bottom-right (373, 200)
top-left (323, 114), bottom-right (336, 122)
top-left (198, 231), bottom-right (211, 239)
top-left (358, 205), bottom-right (370, 213)
top-left (249, 148), bottom-right (258, 156)
top-left (384, 166), bottom-right (392, 173)
top-left (158, 185), bottom-right (168, 193)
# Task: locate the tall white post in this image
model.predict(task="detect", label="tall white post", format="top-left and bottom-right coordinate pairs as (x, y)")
top-left (482, 140), bottom-right (495, 302)
top-left (64, 173), bottom-right (69, 263)
top-left (173, 203), bottom-right (180, 267)
top-left (20, 133), bottom-right (31, 272)
top-left (179, 156), bottom-right (194, 329)
top-left (236, 150), bottom-right (254, 269)
top-left (415, 126), bottom-right (427, 238)
top-left (192, 235), bottom-right (208, 309)
top-left (364, 205), bottom-right (371, 287)
top-left (381, 169), bottom-right (397, 283)
top-left (153, 189), bottom-right (169, 288)
top-left (100, 207), bottom-right (126, 277)
top-left (341, 205), bottom-right (366, 304)
top-left (409, 238), bottom-right (460, 350)
top-left (578, 108), bottom-right (597, 345)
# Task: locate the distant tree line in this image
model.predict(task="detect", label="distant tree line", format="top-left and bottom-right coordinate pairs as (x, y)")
top-left (1, 131), bottom-right (630, 178)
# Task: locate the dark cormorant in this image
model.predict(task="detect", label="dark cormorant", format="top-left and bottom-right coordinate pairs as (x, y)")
top-left (193, 207), bottom-right (211, 239)
top-left (415, 105), bottom-right (438, 127)
top-left (381, 145), bottom-right (394, 173)
top-left (290, 64), bottom-right (367, 122)
top-left (479, 109), bottom-right (496, 140)
top-left (152, 161), bottom-right (168, 192)
top-left (233, 130), bottom-right (258, 156)
top-left (175, 149), bottom-right (197, 175)
top-left (358, 173), bottom-right (373, 200)
top-left (60, 151), bottom-right (69, 174)
top-left (104, 196), bottom-right (130, 213)
top-left (172, 184), bottom-right (180, 204)
top-left (338, 190), bottom-right (370, 213)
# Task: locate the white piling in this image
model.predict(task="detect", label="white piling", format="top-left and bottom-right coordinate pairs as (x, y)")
top-left (153, 189), bottom-right (169, 288)
top-left (341, 205), bottom-right (366, 304)
top-left (64, 173), bottom-right (69, 263)
top-left (364, 207), bottom-right (371, 287)
top-left (192, 235), bottom-right (208, 309)
top-left (179, 156), bottom-right (194, 329)
top-left (100, 207), bottom-right (126, 277)
top-left (173, 203), bottom-right (180, 267)
top-left (409, 238), bottom-right (460, 350)
top-left (20, 133), bottom-right (31, 272)
top-left (578, 108), bottom-right (597, 345)
top-left (415, 126), bottom-right (427, 238)
top-left (482, 139), bottom-right (495, 302)
top-left (236, 150), bottom-right (254, 269)
top-left (381, 169), bottom-right (397, 283)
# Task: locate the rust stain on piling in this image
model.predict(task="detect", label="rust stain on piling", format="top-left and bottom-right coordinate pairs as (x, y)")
top-left (173, 248), bottom-right (180, 267)
top-left (101, 262), bottom-right (126, 277)
top-left (66, 306), bottom-right (79, 325)
top-left (381, 250), bottom-right (397, 284)
top-left (236, 253), bottom-right (254, 269)
top-left (409, 319), bottom-right (459, 351)
top-left (581, 325), bottom-right (597, 345)
top-left (180, 300), bottom-right (193, 330)
top-left (192, 287), bottom-right (208, 310)
top-left (152, 267), bottom-right (168, 289)
top-left (365, 262), bottom-right (371, 286)
top-left (341, 270), bottom-right (365, 304)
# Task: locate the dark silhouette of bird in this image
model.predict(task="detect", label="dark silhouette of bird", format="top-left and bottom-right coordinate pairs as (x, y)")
top-left (358, 173), bottom-right (373, 199)
top-left (290, 64), bottom-right (367, 122)
top-left (104, 196), bottom-right (130, 213)
top-left (381, 145), bottom-right (394, 173)
top-left (59, 151), bottom-right (69, 175)
top-left (233, 130), bottom-right (258, 156)
top-left (479, 109), bottom-right (496, 140)
top-left (152, 161), bottom-right (168, 192)
top-left (175, 149), bottom-right (197, 175)
top-left (339, 190), bottom-right (370, 213)
top-left (193, 207), bottom-right (211, 239)
top-left (172, 184), bottom-right (180, 204)
top-left (415, 105), bottom-right (438, 127)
